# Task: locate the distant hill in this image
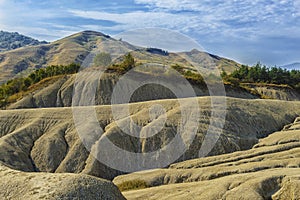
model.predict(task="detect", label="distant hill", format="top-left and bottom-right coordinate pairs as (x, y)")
top-left (0, 30), bottom-right (48, 52)
top-left (0, 30), bottom-right (241, 84)
top-left (280, 62), bottom-right (300, 70)
top-left (0, 31), bottom-right (137, 83)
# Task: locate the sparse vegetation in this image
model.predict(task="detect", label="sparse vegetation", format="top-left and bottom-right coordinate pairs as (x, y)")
top-left (117, 179), bottom-right (149, 192)
top-left (0, 63), bottom-right (80, 108)
top-left (171, 64), bottom-right (184, 73)
top-left (171, 64), bottom-right (205, 85)
top-left (183, 70), bottom-right (205, 85)
top-left (107, 53), bottom-right (135, 73)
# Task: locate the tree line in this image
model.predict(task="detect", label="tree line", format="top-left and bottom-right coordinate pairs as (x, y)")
top-left (222, 63), bottom-right (300, 91)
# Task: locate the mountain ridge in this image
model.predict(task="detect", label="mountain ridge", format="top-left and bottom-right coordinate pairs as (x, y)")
top-left (0, 30), bottom-right (240, 83)
top-left (0, 30), bottom-right (48, 52)
top-left (280, 62), bottom-right (300, 70)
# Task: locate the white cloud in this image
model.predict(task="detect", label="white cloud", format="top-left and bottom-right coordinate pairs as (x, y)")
top-left (294, 0), bottom-right (300, 16)
top-left (0, 23), bottom-right (77, 41)
top-left (135, 0), bottom-right (201, 11)
top-left (68, 2), bottom-right (298, 43)
top-left (69, 0), bottom-right (299, 40)
top-left (114, 28), bottom-right (204, 52)
top-left (69, 9), bottom-right (198, 32)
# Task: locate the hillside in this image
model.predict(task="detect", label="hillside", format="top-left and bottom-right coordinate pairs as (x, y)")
top-left (242, 83), bottom-right (300, 101)
top-left (0, 30), bottom-right (47, 52)
top-left (0, 97), bottom-right (300, 181)
top-left (5, 65), bottom-right (299, 110)
top-left (0, 30), bottom-right (241, 84)
top-left (6, 72), bottom-right (259, 109)
top-left (0, 31), bottom-right (116, 83)
top-left (114, 117), bottom-right (300, 199)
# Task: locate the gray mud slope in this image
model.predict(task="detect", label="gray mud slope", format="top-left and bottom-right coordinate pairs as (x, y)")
top-left (1, 97), bottom-right (300, 181)
top-left (115, 117), bottom-right (300, 200)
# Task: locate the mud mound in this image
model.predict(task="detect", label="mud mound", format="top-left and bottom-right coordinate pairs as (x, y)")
top-left (0, 163), bottom-right (125, 200)
top-left (1, 97), bottom-right (300, 181)
top-left (114, 117), bottom-right (300, 200)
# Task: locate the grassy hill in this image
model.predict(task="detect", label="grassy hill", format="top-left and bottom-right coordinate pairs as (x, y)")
top-left (0, 30), bottom-right (241, 84)
top-left (0, 31), bottom-right (112, 83)
top-left (1, 30), bottom-right (298, 110)
top-left (1, 55), bottom-right (299, 109)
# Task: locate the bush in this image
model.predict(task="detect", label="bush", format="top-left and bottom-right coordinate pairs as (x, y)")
top-left (171, 64), bottom-right (184, 73)
top-left (184, 70), bottom-right (205, 85)
top-left (107, 53), bottom-right (135, 73)
top-left (295, 82), bottom-right (300, 93)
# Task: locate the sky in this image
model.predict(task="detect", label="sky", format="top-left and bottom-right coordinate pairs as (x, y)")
top-left (0, 0), bottom-right (300, 66)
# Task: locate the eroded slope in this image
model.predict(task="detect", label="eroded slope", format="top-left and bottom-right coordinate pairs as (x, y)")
top-left (1, 97), bottom-right (300, 181)
top-left (114, 117), bottom-right (300, 200)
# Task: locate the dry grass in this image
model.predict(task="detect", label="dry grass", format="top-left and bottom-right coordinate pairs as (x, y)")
top-left (242, 82), bottom-right (292, 89)
top-left (27, 75), bottom-right (65, 91)
top-left (117, 180), bottom-right (149, 192)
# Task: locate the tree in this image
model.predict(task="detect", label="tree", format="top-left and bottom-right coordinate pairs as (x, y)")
top-left (23, 77), bottom-right (32, 89)
top-left (226, 62), bottom-right (300, 88)
top-left (232, 65), bottom-right (249, 80)
top-left (119, 53), bottom-right (135, 72)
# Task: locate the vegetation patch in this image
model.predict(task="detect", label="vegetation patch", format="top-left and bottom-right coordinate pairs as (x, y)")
top-left (222, 63), bottom-right (300, 92)
top-left (107, 53), bottom-right (135, 74)
top-left (171, 64), bottom-right (205, 85)
top-left (117, 179), bottom-right (149, 192)
top-left (0, 63), bottom-right (80, 108)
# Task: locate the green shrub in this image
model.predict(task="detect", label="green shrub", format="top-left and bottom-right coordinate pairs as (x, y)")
top-left (107, 53), bottom-right (135, 74)
top-left (184, 70), bottom-right (205, 85)
top-left (171, 64), bottom-right (184, 73)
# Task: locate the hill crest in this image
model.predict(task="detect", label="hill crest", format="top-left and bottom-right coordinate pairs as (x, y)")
top-left (0, 30), bottom-right (48, 52)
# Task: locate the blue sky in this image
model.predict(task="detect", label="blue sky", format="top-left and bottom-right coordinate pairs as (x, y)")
top-left (0, 0), bottom-right (300, 66)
